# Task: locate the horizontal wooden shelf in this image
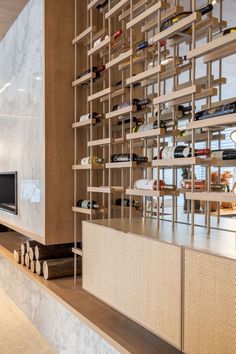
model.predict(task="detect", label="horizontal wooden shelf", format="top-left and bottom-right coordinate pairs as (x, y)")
top-left (187, 31), bottom-right (236, 60)
top-left (72, 247), bottom-right (83, 256)
top-left (72, 206), bottom-right (95, 215)
top-left (88, 138), bottom-right (111, 147)
top-left (88, 36), bottom-right (110, 56)
top-left (201, 96), bottom-right (236, 111)
top-left (87, 186), bottom-right (111, 194)
top-left (72, 118), bottom-right (96, 129)
top-left (126, 65), bottom-right (163, 86)
top-left (152, 12), bottom-right (201, 43)
top-left (204, 43), bottom-right (236, 64)
top-left (174, 75), bottom-right (213, 91)
top-left (186, 192), bottom-right (236, 203)
top-left (213, 159), bottom-right (236, 167)
top-left (118, 51), bottom-right (151, 71)
top-left (105, 105), bottom-right (136, 119)
top-left (186, 113), bottom-right (236, 130)
top-left (72, 26), bottom-right (96, 45)
top-left (88, 88), bottom-right (111, 102)
top-left (105, 0), bottom-right (129, 19)
top-left (140, 63), bottom-right (191, 87)
top-left (176, 133), bottom-right (225, 143)
top-left (87, 186), bottom-right (124, 193)
top-left (168, 87), bottom-right (217, 107)
top-left (126, 188), bottom-right (179, 197)
top-left (126, 128), bottom-right (165, 140)
top-left (100, 87), bottom-right (129, 103)
top-left (141, 5), bottom-right (184, 33)
top-left (106, 49), bottom-right (133, 69)
top-left (126, 1), bottom-right (168, 30)
top-left (152, 157), bottom-right (216, 167)
top-left (106, 161), bottom-right (150, 169)
top-left (72, 164), bottom-right (104, 170)
top-left (168, 18), bottom-right (227, 47)
top-left (72, 72), bottom-right (96, 87)
top-left (119, 0), bottom-right (148, 21)
top-left (153, 85), bottom-right (200, 105)
top-left (87, 0), bottom-right (101, 10)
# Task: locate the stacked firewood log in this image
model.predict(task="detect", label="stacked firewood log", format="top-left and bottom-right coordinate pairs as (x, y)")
top-left (13, 241), bottom-right (82, 280)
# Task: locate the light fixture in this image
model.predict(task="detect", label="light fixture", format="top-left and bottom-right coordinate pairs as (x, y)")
top-left (0, 82), bottom-right (11, 94)
top-left (230, 130), bottom-right (236, 143)
top-left (34, 76), bottom-right (42, 81)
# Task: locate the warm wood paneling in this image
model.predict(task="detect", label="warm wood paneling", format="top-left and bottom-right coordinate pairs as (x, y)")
top-left (83, 222), bottom-right (182, 349)
top-left (0, 0), bottom-right (28, 40)
top-left (44, 0), bottom-right (74, 244)
top-left (184, 249), bottom-right (236, 354)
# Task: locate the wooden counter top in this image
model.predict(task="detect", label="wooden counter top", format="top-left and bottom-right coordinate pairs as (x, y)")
top-left (84, 218), bottom-right (236, 261)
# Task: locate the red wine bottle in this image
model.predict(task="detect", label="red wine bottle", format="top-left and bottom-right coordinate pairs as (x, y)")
top-left (111, 154), bottom-right (148, 163)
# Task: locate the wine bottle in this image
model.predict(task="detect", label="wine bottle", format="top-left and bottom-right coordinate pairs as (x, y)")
top-left (93, 29), bottom-right (122, 48)
top-left (77, 65), bottom-right (105, 84)
top-left (132, 119), bottom-right (174, 133)
top-left (96, 0), bottom-right (108, 9)
top-left (160, 146), bottom-right (210, 159)
top-left (115, 198), bottom-right (141, 208)
top-left (112, 98), bottom-right (150, 111)
top-left (78, 66), bottom-right (98, 79)
top-left (136, 39), bottom-right (166, 51)
top-left (117, 116), bottom-right (143, 126)
top-left (161, 4), bottom-right (213, 31)
top-left (77, 200), bottom-right (99, 209)
top-left (211, 149), bottom-right (236, 160)
top-left (81, 156), bottom-right (104, 165)
top-left (111, 154), bottom-right (148, 163)
top-left (195, 101), bottom-right (236, 120)
top-left (223, 27), bottom-right (236, 36)
top-left (134, 179), bottom-right (165, 190)
top-left (79, 112), bottom-right (104, 123)
top-left (161, 146), bottom-right (190, 159)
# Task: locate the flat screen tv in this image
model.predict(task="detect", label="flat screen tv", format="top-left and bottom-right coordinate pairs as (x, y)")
top-left (0, 172), bottom-right (17, 214)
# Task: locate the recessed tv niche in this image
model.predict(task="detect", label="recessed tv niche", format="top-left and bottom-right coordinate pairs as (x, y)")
top-left (0, 172), bottom-right (17, 214)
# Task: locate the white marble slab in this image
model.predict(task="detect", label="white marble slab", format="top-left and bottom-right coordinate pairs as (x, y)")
top-left (0, 0), bottom-right (45, 237)
top-left (0, 255), bottom-right (119, 354)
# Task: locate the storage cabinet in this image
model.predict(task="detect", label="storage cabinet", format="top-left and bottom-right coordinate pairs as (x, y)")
top-left (83, 220), bottom-right (182, 349)
top-left (184, 249), bottom-right (236, 354)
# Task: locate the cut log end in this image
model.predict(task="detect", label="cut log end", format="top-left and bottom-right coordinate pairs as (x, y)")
top-left (30, 260), bottom-right (36, 273)
top-left (36, 260), bottom-right (44, 276)
top-left (13, 250), bottom-right (21, 264)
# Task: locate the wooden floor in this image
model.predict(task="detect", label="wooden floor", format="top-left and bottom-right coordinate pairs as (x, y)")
top-left (0, 287), bottom-right (55, 354)
top-left (0, 231), bottom-right (182, 354)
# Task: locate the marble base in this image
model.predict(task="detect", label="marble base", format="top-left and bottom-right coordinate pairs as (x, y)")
top-left (0, 255), bottom-right (119, 354)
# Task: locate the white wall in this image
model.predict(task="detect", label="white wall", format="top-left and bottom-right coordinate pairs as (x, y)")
top-left (0, 0), bottom-right (44, 237)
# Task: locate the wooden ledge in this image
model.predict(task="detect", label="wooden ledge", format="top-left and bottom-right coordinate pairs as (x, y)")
top-left (186, 192), bottom-right (236, 203)
top-left (187, 31), bottom-right (236, 60)
top-left (152, 12), bottom-right (201, 43)
top-left (186, 113), bottom-right (236, 130)
top-left (126, 1), bottom-right (169, 29)
top-left (105, 0), bottom-right (130, 19)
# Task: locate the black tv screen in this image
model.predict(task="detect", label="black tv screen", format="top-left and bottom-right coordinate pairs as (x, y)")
top-left (0, 172), bottom-right (17, 214)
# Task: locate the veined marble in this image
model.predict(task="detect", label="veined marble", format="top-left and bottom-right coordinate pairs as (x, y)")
top-left (0, 255), bottom-right (120, 354)
top-left (0, 0), bottom-right (45, 237)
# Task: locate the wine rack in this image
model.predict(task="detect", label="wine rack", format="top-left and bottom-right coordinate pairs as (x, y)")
top-left (73, 0), bottom-right (236, 280)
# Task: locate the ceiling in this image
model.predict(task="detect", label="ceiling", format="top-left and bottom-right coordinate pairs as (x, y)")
top-left (0, 0), bottom-right (28, 40)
